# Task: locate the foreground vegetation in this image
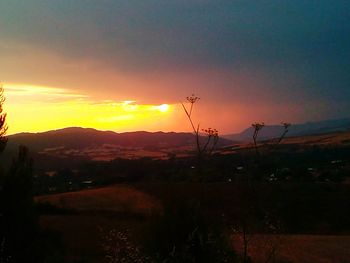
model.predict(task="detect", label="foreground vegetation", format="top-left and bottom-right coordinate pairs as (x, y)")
top-left (2, 131), bottom-right (350, 262)
top-left (37, 182), bottom-right (350, 263)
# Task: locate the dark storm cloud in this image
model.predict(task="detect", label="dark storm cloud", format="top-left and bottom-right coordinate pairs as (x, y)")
top-left (1, 0), bottom-right (350, 110)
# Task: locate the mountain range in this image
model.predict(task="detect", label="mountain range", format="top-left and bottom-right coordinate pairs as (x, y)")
top-left (7, 127), bottom-right (232, 151)
top-left (3, 128), bottom-right (232, 166)
top-left (3, 117), bottom-right (350, 167)
top-left (223, 118), bottom-right (350, 142)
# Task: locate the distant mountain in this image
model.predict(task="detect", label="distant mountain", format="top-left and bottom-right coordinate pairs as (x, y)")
top-left (223, 118), bottom-right (350, 142)
top-left (3, 128), bottom-right (233, 166)
top-left (7, 127), bottom-right (187, 151)
top-left (7, 127), bottom-right (232, 151)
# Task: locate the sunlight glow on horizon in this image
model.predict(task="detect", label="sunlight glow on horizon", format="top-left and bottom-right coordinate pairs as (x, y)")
top-left (3, 83), bottom-right (177, 134)
top-left (156, 104), bottom-right (169, 112)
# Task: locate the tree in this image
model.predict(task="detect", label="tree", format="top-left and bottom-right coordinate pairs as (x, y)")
top-left (0, 84), bottom-right (63, 262)
top-left (0, 84), bottom-right (7, 154)
top-left (0, 83), bottom-right (8, 262)
top-left (0, 146), bottom-right (40, 263)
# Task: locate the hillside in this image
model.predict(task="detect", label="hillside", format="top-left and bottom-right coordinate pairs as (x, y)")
top-left (4, 127), bottom-right (234, 164)
top-left (8, 127), bottom-right (197, 150)
top-left (8, 127), bottom-right (234, 150)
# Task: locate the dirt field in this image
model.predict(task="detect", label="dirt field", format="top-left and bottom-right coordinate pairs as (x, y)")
top-left (36, 184), bottom-right (161, 216)
top-left (280, 131), bottom-right (350, 146)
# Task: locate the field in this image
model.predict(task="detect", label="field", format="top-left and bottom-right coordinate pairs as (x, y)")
top-left (279, 131), bottom-right (350, 146)
top-left (37, 185), bottom-right (161, 215)
top-left (232, 234), bottom-right (350, 263)
top-left (37, 183), bottom-right (350, 263)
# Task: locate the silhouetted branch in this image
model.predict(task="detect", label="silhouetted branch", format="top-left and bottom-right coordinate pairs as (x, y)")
top-left (181, 95), bottom-right (219, 160)
top-left (202, 128), bottom-right (219, 155)
top-left (252, 122), bottom-right (265, 156)
top-left (277, 122), bottom-right (291, 145)
top-left (181, 95), bottom-right (202, 156)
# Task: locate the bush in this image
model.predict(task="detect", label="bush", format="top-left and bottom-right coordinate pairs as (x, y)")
top-left (144, 198), bottom-right (237, 263)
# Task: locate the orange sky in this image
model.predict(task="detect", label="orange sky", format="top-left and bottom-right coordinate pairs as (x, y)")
top-left (1, 1), bottom-right (349, 135)
top-left (0, 43), bottom-right (309, 135)
top-left (3, 83), bottom-right (179, 134)
top-left (3, 81), bottom-right (305, 135)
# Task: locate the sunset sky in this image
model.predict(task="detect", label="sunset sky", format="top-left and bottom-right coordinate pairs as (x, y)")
top-left (1, 1), bottom-right (349, 134)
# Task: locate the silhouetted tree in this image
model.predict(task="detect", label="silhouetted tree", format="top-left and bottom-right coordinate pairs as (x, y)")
top-left (0, 146), bottom-right (40, 263)
top-left (0, 85), bottom-right (63, 263)
top-left (0, 83), bottom-right (9, 262)
top-left (0, 84), bottom-right (7, 153)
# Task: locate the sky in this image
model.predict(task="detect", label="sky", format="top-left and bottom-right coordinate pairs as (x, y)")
top-left (1, 0), bottom-right (350, 134)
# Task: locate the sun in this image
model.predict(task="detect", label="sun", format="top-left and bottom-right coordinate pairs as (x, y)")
top-left (158, 104), bottom-right (169, 112)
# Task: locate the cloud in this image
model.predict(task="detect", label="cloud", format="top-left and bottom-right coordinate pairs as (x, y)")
top-left (3, 83), bottom-right (76, 96)
top-left (5, 84), bottom-right (87, 101)
top-left (1, 1), bottom-right (349, 71)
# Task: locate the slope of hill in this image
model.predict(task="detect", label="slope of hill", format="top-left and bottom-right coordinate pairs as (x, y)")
top-left (8, 127), bottom-right (234, 150)
top-left (4, 127), bottom-right (234, 163)
top-left (224, 118), bottom-right (350, 142)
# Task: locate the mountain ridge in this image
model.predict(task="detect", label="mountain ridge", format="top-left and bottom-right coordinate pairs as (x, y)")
top-left (6, 127), bottom-right (233, 152)
top-left (223, 117), bottom-right (350, 142)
